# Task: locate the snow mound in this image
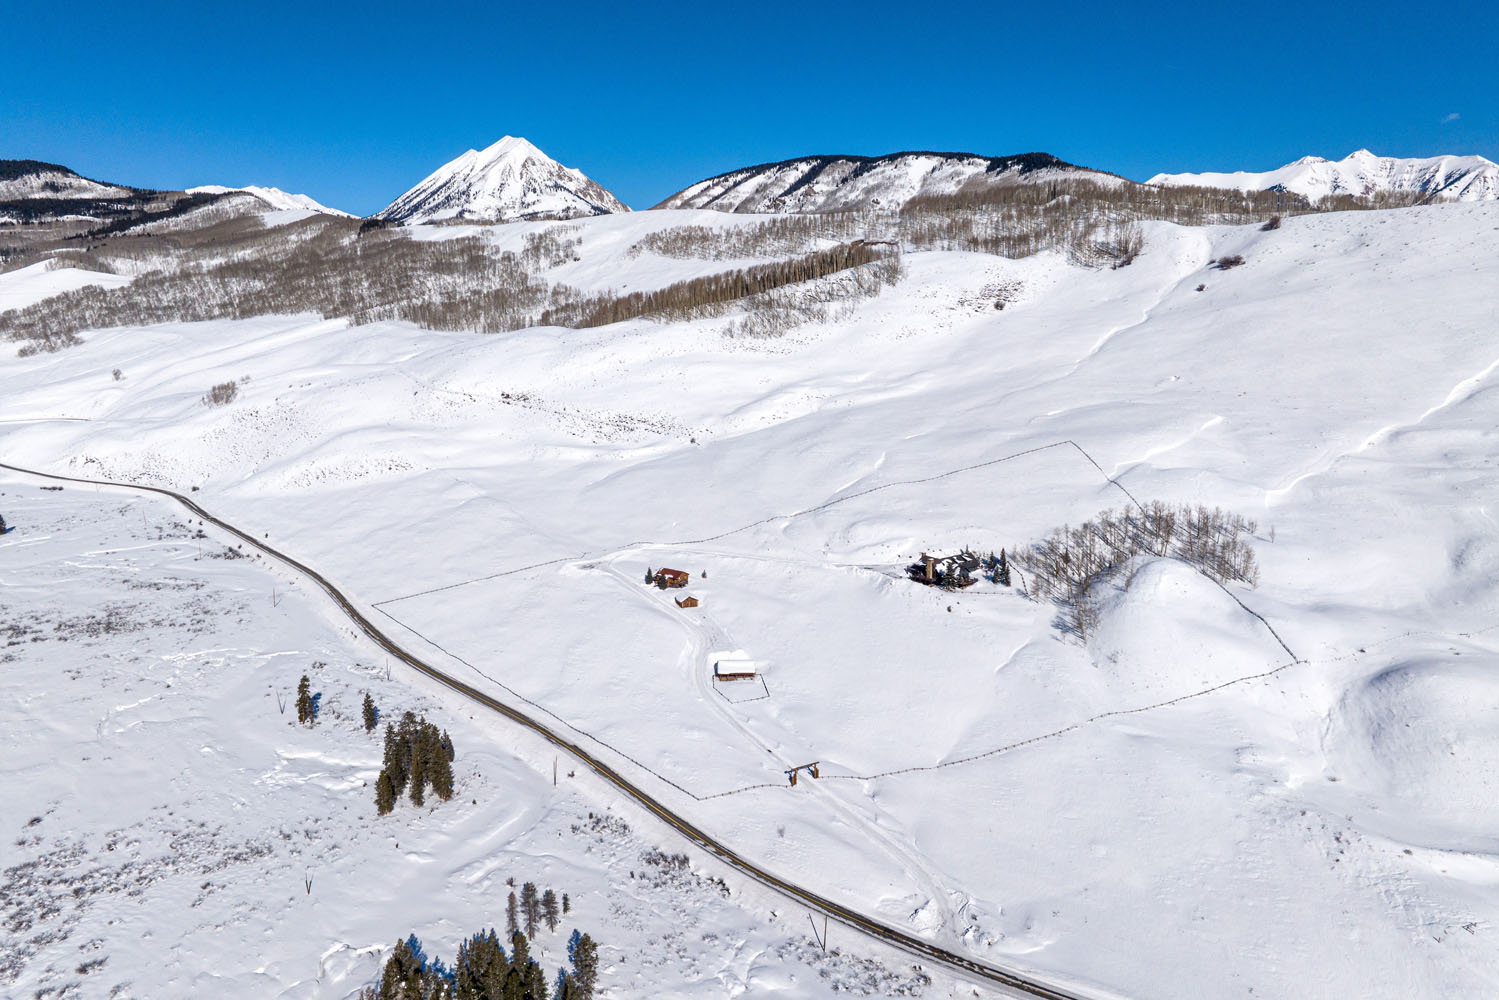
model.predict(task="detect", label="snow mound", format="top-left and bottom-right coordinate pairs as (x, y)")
top-left (1325, 658), bottom-right (1499, 849)
top-left (378, 136), bottom-right (628, 224)
top-left (1148, 149), bottom-right (1499, 202)
top-left (1086, 558), bottom-right (1282, 701)
top-left (0, 258), bottom-right (134, 312)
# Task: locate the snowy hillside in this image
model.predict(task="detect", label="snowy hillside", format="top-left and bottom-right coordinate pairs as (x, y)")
top-left (0, 159), bottom-right (134, 200)
top-left (1148, 149), bottom-right (1499, 202)
top-left (187, 184), bottom-right (353, 217)
top-left (4, 198), bottom-right (1498, 1000)
top-left (654, 151), bottom-right (1115, 213)
top-left (377, 136), bottom-right (629, 224)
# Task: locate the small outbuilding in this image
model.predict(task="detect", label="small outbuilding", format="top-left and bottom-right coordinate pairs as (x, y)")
top-left (675, 595), bottom-right (699, 609)
top-left (713, 659), bottom-right (757, 681)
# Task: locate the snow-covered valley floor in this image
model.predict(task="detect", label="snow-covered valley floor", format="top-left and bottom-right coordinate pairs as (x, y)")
top-left (3, 201), bottom-right (1498, 998)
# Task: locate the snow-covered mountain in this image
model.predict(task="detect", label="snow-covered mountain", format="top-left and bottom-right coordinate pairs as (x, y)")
top-left (0, 159), bottom-right (134, 200)
top-left (186, 184), bottom-right (352, 217)
top-left (654, 150), bottom-right (1114, 214)
top-left (1148, 149), bottom-right (1499, 202)
top-left (377, 136), bottom-right (628, 225)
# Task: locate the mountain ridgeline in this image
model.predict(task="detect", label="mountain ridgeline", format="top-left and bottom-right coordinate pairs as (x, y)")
top-left (652, 150), bottom-right (1117, 214)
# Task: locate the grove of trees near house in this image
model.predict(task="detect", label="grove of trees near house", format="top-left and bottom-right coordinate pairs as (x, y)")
top-left (1016, 501), bottom-right (1261, 639)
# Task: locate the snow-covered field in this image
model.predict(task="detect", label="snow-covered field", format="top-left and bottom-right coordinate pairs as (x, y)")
top-left (3, 200), bottom-right (1497, 999)
top-left (0, 485), bottom-right (944, 999)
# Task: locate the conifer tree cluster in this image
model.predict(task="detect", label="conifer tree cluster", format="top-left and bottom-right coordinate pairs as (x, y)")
top-left (362, 923), bottom-right (601, 1000)
top-left (376, 711), bottom-right (455, 815)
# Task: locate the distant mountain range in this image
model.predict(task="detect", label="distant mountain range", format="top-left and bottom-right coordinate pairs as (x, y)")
top-left (0, 159), bottom-right (353, 230)
top-left (1148, 150), bottom-right (1499, 203)
top-left (5, 143), bottom-right (1497, 235)
top-left (375, 136), bottom-right (628, 225)
top-left (652, 151), bottom-right (1115, 214)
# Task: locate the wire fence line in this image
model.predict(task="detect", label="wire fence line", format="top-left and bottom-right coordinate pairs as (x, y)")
top-left (376, 438), bottom-right (1137, 607)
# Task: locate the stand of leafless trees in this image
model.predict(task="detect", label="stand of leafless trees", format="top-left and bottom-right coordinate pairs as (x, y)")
top-left (1017, 501), bottom-right (1261, 640)
top-left (540, 241), bottom-right (899, 329)
top-left (629, 212), bottom-right (885, 260)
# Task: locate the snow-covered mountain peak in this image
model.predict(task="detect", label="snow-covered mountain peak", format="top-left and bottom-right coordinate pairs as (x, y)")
top-left (377, 136), bottom-right (628, 225)
top-left (186, 184), bottom-right (352, 217)
top-left (1148, 150), bottom-right (1499, 202)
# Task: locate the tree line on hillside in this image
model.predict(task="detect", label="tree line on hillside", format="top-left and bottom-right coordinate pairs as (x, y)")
top-left (539, 241), bottom-right (898, 329)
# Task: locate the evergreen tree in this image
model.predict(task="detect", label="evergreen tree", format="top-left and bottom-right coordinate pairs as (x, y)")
top-left (363, 692), bottom-right (378, 733)
top-left (431, 732), bottom-right (455, 801)
top-left (552, 971), bottom-right (576, 1000)
top-left (382, 723), bottom-right (409, 796)
top-left (409, 736), bottom-right (427, 808)
top-left (506, 891), bottom-right (519, 937)
top-left (376, 769), bottom-right (397, 816)
top-left (568, 932), bottom-right (598, 1000)
top-left (644, 566), bottom-right (653, 584)
top-left (296, 674), bottom-right (313, 725)
top-left (521, 882), bottom-right (540, 938)
top-left (378, 936), bottom-right (425, 1000)
top-left (524, 960), bottom-right (547, 1000)
top-left (541, 889), bottom-right (559, 932)
top-left (509, 931), bottom-right (530, 980)
top-left (562, 893), bottom-right (570, 915)
top-left (501, 967), bottom-right (524, 1000)
top-left (455, 929), bottom-right (506, 1000)
top-left (998, 548), bottom-right (1011, 587)
top-left (409, 717), bottom-right (443, 807)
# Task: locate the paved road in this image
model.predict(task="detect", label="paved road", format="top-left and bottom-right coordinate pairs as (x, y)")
top-left (0, 459), bottom-right (1109, 1000)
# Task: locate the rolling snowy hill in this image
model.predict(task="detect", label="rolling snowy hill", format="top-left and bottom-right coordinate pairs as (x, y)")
top-left (1148, 149), bottom-right (1499, 202)
top-left (654, 150), bottom-right (1115, 213)
top-left (377, 136), bottom-right (629, 224)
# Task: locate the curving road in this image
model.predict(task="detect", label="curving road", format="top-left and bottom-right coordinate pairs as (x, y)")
top-left (0, 459), bottom-right (1108, 1000)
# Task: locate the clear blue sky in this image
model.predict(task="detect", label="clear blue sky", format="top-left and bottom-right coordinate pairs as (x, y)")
top-left (5, 0), bottom-right (1495, 215)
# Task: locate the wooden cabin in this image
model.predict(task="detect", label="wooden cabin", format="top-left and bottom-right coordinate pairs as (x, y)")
top-left (675, 595), bottom-right (699, 609)
top-left (654, 568), bottom-right (690, 589)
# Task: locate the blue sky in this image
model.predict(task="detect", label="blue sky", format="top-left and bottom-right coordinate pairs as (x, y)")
top-left (5, 0), bottom-right (1495, 215)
